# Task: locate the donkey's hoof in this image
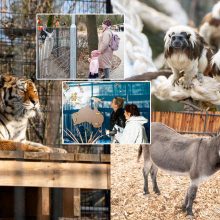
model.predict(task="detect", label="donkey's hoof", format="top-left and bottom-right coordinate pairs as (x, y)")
top-left (143, 191), bottom-right (149, 195)
top-left (186, 214), bottom-right (194, 220)
top-left (155, 191), bottom-right (160, 195)
top-left (154, 189), bottom-right (160, 195)
top-left (181, 205), bottom-right (186, 212)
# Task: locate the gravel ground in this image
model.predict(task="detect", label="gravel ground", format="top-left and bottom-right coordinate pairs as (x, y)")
top-left (111, 144), bottom-right (220, 220)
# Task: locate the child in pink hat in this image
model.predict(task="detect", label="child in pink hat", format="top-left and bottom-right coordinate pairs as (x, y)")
top-left (88, 50), bottom-right (101, 79)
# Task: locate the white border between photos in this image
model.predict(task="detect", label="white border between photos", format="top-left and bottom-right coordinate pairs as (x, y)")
top-left (61, 80), bottom-right (151, 145)
top-left (36, 13), bottom-right (125, 81)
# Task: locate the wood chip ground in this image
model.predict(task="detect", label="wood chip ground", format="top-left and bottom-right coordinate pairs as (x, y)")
top-left (111, 144), bottom-right (220, 220)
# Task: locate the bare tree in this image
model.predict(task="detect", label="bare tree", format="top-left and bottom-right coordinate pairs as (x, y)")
top-left (86, 15), bottom-right (99, 55)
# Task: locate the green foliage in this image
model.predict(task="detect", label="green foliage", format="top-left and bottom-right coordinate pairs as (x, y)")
top-left (143, 26), bottom-right (164, 58)
top-left (151, 95), bottom-right (184, 112)
top-left (47, 15), bottom-right (54, 27)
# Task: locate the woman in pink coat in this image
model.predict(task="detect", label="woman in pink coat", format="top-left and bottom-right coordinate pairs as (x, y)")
top-left (98, 19), bottom-right (113, 79)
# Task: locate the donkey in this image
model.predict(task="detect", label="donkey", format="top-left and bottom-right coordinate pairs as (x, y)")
top-left (138, 122), bottom-right (220, 217)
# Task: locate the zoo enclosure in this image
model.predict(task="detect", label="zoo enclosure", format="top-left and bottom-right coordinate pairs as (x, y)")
top-left (37, 27), bottom-right (71, 79)
top-left (152, 111), bottom-right (220, 135)
top-left (0, 0), bottom-right (111, 219)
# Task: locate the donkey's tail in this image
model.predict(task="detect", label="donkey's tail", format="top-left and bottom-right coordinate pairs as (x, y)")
top-left (137, 144), bottom-right (143, 162)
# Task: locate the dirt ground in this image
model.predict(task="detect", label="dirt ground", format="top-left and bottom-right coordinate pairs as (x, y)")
top-left (111, 144), bottom-right (220, 220)
top-left (77, 54), bottom-right (121, 79)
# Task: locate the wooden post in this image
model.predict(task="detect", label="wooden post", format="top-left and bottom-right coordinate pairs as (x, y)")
top-left (73, 189), bottom-right (80, 217)
top-left (62, 188), bottom-right (81, 218)
top-left (37, 188), bottom-right (50, 220)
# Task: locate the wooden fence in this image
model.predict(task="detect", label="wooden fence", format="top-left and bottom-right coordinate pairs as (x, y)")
top-left (152, 111), bottom-right (220, 135)
top-left (0, 150), bottom-right (110, 219)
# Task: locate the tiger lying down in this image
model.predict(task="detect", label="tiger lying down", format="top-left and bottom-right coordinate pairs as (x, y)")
top-left (0, 74), bottom-right (66, 153)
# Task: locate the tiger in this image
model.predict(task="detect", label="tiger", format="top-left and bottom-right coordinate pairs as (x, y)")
top-left (0, 74), bottom-right (66, 153)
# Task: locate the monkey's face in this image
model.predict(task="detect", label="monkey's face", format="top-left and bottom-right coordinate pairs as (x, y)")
top-left (169, 32), bottom-right (191, 49)
top-left (164, 26), bottom-right (197, 50)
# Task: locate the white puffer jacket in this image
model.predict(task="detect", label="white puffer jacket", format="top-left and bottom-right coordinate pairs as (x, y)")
top-left (115, 116), bottom-right (148, 144)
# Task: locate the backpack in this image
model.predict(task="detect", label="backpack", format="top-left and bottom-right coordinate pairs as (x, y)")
top-left (109, 32), bottom-right (120, 51)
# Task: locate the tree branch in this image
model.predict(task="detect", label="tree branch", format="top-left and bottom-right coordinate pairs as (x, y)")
top-left (125, 70), bottom-right (172, 81)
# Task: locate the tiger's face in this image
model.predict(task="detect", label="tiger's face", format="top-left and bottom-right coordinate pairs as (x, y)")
top-left (0, 75), bottom-right (40, 119)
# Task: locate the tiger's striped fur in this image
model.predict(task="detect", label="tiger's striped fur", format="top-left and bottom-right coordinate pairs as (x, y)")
top-left (0, 75), bottom-right (66, 153)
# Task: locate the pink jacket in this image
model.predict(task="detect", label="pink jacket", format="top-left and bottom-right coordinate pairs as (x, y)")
top-left (89, 57), bottom-right (99, 74)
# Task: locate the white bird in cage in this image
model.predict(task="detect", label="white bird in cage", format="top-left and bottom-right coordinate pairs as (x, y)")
top-left (39, 27), bottom-right (55, 61)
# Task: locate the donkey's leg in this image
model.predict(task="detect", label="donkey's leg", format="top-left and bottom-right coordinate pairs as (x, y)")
top-left (184, 184), bottom-right (198, 216)
top-left (182, 189), bottom-right (189, 212)
top-left (150, 164), bottom-right (160, 195)
top-left (143, 160), bottom-right (152, 195)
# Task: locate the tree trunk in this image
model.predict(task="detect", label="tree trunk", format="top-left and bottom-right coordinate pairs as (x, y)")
top-left (44, 81), bottom-right (62, 146)
top-left (86, 15), bottom-right (99, 55)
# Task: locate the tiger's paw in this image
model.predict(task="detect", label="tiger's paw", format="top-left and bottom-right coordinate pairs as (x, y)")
top-left (37, 146), bottom-right (53, 153)
top-left (51, 148), bottom-right (67, 154)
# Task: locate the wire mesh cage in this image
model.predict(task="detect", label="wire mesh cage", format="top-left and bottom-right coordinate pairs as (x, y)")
top-left (0, 0), bottom-right (110, 145)
top-left (81, 189), bottom-right (110, 219)
top-left (59, 0), bottom-right (110, 13)
top-left (0, 0), bottom-right (111, 219)
top-left (37, 27), bottom-right (71, 79)
top-left (36, 14), bottom-right (73, 80)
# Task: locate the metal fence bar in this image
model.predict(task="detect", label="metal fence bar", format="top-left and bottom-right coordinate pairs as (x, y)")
top-left (70, 15), bottom-right (76, 79)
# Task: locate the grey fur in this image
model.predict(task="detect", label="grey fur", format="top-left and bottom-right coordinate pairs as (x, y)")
top-left (138, 122), bottom-right (220, 217)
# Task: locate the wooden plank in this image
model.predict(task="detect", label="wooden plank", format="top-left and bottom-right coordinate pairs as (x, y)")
top-left (100, 154), bottom-right (110, 163)
top-left (0, 151), bottom-right (24, 159)
top-left (42, 188), bottom-right (50, 215)
top-left (24, 152), bottom-right (49, 160)
top-left (50, 153), bottom-right (75, 161)
top-left (73, 189), bottom-right (80, 217)
top-left (0, 161), bottom-right (110, 189)
top-left (75, 153), bottom-right (100, 162)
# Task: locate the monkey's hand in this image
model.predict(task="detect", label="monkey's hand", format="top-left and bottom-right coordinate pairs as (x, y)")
top-left (171, 70), bottom-right (184, 87)
top-left (171, 74), bottom-right (181, 86)
top-left (179, 77), bottom-right (194, 89)
top-left (196, 73), bottom-right (204, 83)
